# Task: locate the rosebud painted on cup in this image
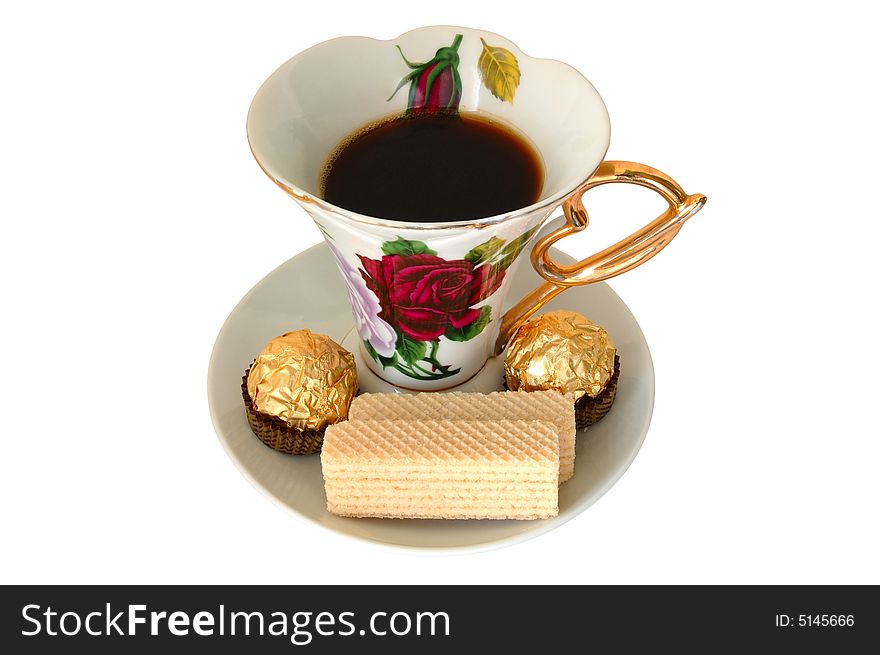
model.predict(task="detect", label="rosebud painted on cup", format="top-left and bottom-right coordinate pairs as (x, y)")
top-left (388, 34), bottom-right (463, 117)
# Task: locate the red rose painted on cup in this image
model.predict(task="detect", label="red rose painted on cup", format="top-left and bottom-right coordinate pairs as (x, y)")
top-left (359, 253), bottom-right (503, 341)
top-left (354, 233), bottom-right (535, 381)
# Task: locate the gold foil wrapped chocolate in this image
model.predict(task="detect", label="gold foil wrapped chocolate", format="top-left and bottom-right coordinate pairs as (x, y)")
top-left (246, 329), bottom-right (358, 431)
top-left (504, 310), bottom-right (616, 401)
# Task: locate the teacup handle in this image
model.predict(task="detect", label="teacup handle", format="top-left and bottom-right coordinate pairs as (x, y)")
top-left (495, 160), bottom-right (706, 354)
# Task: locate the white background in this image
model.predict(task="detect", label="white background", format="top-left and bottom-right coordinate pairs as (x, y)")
top-left (2, 0), bottom-right (878, 584)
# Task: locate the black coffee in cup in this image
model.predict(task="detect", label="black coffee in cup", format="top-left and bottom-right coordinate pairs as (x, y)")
top-left (321, 112), bottom-right (543, 223)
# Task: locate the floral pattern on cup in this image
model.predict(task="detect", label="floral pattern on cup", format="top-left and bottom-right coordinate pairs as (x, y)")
top-left (389, 33), bottom-right (521, 115)
top-left (389, 34), bottom-right (463, 117)
top-left (327, 240), bottom-right (397, 357)
top-left (356, 228), bottom-right (538, 381)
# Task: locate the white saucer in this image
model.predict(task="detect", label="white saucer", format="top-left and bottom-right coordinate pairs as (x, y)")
top-left (207, 241), bottom-right (654, 553)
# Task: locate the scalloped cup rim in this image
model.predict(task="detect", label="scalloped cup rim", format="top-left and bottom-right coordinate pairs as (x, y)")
top-left (246, 25), bottom-right (611, 230)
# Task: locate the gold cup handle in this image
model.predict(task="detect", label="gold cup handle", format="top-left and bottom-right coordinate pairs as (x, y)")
top-left (495, 161), bottom-right (707, 354)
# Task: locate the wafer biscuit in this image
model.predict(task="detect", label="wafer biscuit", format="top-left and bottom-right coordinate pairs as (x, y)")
top-left (321, 419), bottom-right (559, 520)
top-left (349, 391), bottom-right (576, 482)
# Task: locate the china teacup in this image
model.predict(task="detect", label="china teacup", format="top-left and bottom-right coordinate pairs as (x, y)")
top-left (247, 26), bottom-right (705, 390)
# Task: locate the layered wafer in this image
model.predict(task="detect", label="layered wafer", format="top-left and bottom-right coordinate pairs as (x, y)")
top-left (321, 419), bottom-right (559, 520)
top-left (349, 391), bottom-right (576, 482)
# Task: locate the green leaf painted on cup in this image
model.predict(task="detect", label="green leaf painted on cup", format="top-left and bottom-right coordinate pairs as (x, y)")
top-left (444, 305), bottom-right (492, 342)
top-left (381, 237), bottom-right (438, 257)
top-left (364, 339), bottom-right (380, 363)
top-left (364, 339), bottom-right (396, 368)
top-left (463, 236), bottom-right (506, 265)
top-left (494, 226), bottom-right (539, 270)
top-left (396, 331), bottom-right (428, 364)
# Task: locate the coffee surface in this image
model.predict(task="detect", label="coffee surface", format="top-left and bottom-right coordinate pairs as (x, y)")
top-left (321, 113), bottom-right (543, 222)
